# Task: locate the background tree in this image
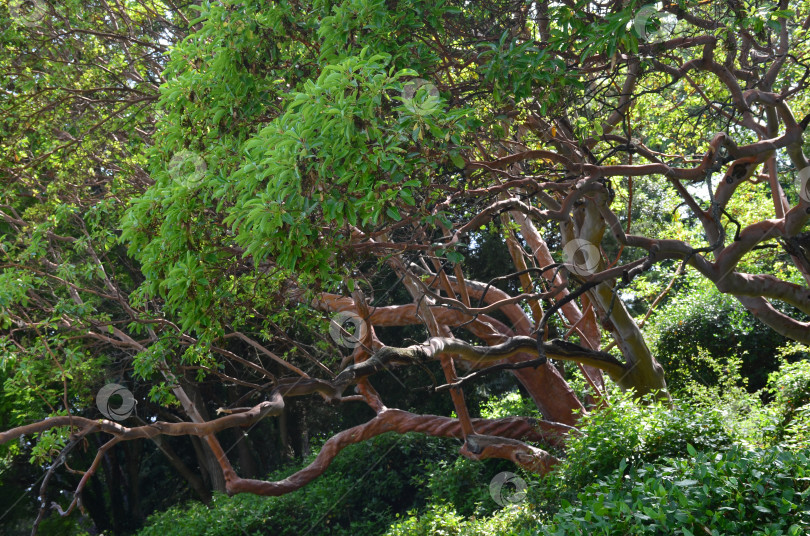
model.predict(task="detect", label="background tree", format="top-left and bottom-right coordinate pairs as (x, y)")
top-left (0, 0), bottom-right (809, 533)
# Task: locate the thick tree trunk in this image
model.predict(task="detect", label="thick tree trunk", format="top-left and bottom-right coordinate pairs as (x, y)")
top-left (575, 197), bottom-right (667, 396)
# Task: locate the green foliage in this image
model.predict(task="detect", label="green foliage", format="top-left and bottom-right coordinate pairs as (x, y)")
top-left (384, 504), bottom-right (467, 536)
top-left (545, 447), bottom-right (810, 536)
top-left (779, 405), bottom-right (810, 450)
top-left (647, 281), bottom-right (795, 392)
top-left (479, 391), bottom-right (542, 420)
top-left (676, 351), bottom-right (776, 448)
top-left (134, 387), bottom-right (810, 536)
top-left (120, 0), bottom-right (480, 335)
top-left (380, 387), bottom-right (810, 535)
top-left (137, 432), bottom-right (460, 536)
top-left (549, 393), bottom-right (733, 493)
top-left (418, 457), bottom-right (500, 518)
top-left (767, 354), bottom-right (810, 410)
top-left (226, 49), bottom-right (468, 277)
top-left (2, 0), bottom-right (810, 534)
top-left (136, 430), bottom-right (525, 536)
top-left (383, 503), bottom-right (539, 536)
top-left (765, 352), bottom-right (810, 448)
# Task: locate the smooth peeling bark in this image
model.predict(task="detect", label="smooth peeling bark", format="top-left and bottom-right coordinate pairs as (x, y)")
top-left (225, 409), bottom-right (567, 496)
top-left (501, 210), bottom-right (546, 326)
top-left (460, 434), bottom-right (559, 474)
top-left (309, 290), bottom-right (585, 425)
top-left (423, 270), bottom-right (588, 423)
top-left (1, 403), bottom-right (572, 501)
top-left (391, 257), bottom-right (478, 437)
top-left (735, 295), bottom-right (810, 343)
top-left (512, 211), bottom-right (606, 391)
top-left (575, 199), bottom-right (668, 397)
top-left (587, 281), bottom-right (668, 394)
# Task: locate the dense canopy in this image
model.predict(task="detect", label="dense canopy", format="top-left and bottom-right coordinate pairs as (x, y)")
top-left (0, 0), bottom-right (809, 533)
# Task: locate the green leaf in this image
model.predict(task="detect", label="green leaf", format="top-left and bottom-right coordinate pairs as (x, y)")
top-left (386, 206), bottom-right (402, 221)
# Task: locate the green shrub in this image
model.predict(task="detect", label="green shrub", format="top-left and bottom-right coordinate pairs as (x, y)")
top-left (678, 350), bottom-right (776, 447)
top-left (767, 357), bottom-right (810, 412)
top-left (549, 392), bottom-right (733, 493)
top-left (384, 504), bottom-right (466, 536)
top-left (137, 432), bottom-right (460, 536)
top-left (647, 284), bottom-right (794, 392)
top-left (479, 391), bottom-right (542, 420)
top-left (780, 405), bottom-right (810, 450)
top-left (765, 355), bottom-right (810, 449)
top-left (137, 385), bottom-right (810, 536)
top-left (383, 503), bottom-right (541, 536)
top-left (418, 457), bottom-right (509, 517)
top-left (544, 446), bottom-right (810, 535)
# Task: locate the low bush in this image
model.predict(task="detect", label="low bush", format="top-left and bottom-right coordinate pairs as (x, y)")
top-left (646, 283), bottom-right (797, 392)
top-left (383, 503), bottom-right (541, 536)
top-left (547, 392), bottom-right (733, 494)
top-left (676, 351), bottom-right (777, 447)
top-left (136, 432), bottom-right (460, 536)
top-left (768, 357), bottom-right (810, 409)
top-left (381, 445), bottom-right (810, 536)
top-left (764, 354), bottom-right (810, 449)
top-left (544, 446), bottom-right (810, 535)
top-left (417, 457), bottom-right (503, 518)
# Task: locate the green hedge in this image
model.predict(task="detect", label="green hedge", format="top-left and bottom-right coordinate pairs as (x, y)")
top-left (546, 446), bottom-right (810, 535)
